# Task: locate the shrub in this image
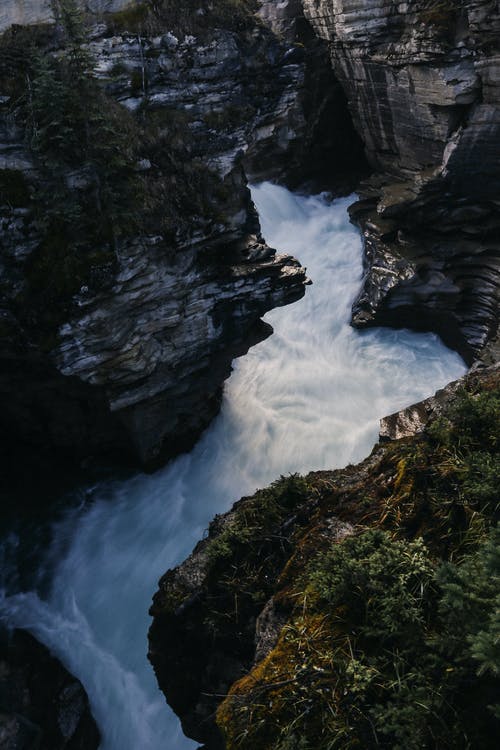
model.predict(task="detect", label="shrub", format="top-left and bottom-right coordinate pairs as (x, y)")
top-left (218, 527), bottom-right (500, 749)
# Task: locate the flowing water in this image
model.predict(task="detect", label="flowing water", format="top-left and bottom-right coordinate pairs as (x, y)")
top-left (0, 183), bottom-right (466, 749)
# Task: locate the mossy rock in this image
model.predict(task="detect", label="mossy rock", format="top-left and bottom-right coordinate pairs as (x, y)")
top-left (161, 375), bottom-right (500, 750)
top-left (106, 0), bottom-right (259, 39)
top-left (105, 2), bottom-right (150, 34)
top-left (217, 526), bottom-right (500, 750)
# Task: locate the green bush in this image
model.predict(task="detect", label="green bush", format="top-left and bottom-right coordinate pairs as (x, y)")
top-left (219, 526), bottom-right (500, 749)
top-left (105, 0), bottom-right (258, 38)
top-left (206, 474), bottom-right (310, 572)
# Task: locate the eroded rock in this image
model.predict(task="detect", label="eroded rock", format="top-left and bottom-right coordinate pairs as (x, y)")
top-left (0, 6), bottom-right (317, 469)
top-left (303, 0), bottom-right (500, 361)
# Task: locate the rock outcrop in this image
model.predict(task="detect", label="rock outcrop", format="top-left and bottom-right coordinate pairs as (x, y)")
top-left (1, 2), bottom-right (324, 469)
top-left (378, 364), bottom-right (493, 440)
top-left (2, 1), bottom-right (499, 470)
top-left (0, 627), bottom-right (100, 750)
top-left (302, 0), bottom-right (500, 363)
top-left (148, 473), bottom-right (349, 747)
top-left (149, 364), bottom-right (500, 749)
top-left (0, 1), bottom-right (369, 470)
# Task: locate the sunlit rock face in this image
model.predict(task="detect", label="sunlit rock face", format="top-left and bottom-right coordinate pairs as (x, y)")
top-left (303, 0), bottom-right (500, 363)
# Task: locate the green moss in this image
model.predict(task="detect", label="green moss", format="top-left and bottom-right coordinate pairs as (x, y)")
top-left (206, 474), bottom-right (311, 573)
top-left (217, 612), bottom-right (333, 750)
top-left (195, 475), bottom-right (312, 643)
top-left (154, 576), bottom-right (192, 615)
top-left (106, 0), bottom-right (259, 39)
top-left (105, 2), bottom-right (150, 34)
top-left (213, 380), bottom-right (500, 749)
top-left (218, 528), bottom-right (500, 750)
top-left (375, 387), bottom-right (500, 558)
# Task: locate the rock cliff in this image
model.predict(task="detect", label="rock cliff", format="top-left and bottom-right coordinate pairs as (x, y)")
top-left (2, 1), bottom-right (499, 470)
top-left (1, 1), bottom-right (333, 469)
top-left (303, 0), bottom-right (500, 363)
top-left (149, 364), bottom-right (500, 749)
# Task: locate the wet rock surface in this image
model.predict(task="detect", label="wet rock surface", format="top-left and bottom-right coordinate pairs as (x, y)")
top-left (0, 628), bottom-right (100, 750)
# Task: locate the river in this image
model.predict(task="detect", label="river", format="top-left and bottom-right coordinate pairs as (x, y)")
top-left (0, 183), bottom-right (466, 749)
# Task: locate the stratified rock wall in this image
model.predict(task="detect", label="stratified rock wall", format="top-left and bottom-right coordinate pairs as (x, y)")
top-left (0, 6), bottom-right (314, 468)
top-left (302, 0), bottom-right (499, 181)
top-left (302, 0), bottom-right (500, 362)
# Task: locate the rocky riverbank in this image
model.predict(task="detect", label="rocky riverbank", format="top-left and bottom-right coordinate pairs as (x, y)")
top-left (302, 0), bottom-right (500, 364)
top-left (149, 364), bottom-right (500, 750)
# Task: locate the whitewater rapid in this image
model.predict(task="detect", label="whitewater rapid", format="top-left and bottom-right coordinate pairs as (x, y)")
top-left (1, 184), bottom-right (466, 749)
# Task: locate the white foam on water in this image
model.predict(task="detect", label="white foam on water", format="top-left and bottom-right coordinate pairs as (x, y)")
top-left (1, 183), bottom-right (467, 749)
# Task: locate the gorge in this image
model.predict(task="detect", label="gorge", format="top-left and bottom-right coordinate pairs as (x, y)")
top-left (2, 182), bottom-right (466, 749)
top-left (0, 1), bottom-right (499, 749)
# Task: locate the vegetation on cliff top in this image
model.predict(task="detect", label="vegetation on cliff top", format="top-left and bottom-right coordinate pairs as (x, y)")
top-left (0, 0), bottom-right (237, 341)
top-left (106, 0), bottom-right (259, 38)
top-left (184, 374), bottom-right (500, 749)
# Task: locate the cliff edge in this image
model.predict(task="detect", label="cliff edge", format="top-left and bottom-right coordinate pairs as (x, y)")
top-left (149, 364), bottom-right (500, 749)
top-left (303, 0), bottom-right (500, 363)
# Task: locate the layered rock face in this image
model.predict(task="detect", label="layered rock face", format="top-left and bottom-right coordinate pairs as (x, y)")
top-left (0, 1), bottom-right (370, 469)
top-left (303, 0), bottom-right (500, 362)
top-left (0, 628), bottom-right (100, 750)
top-left (250, 0), bottom-right (367, 187)
top-left (0, 3), bottom-right (327, 468)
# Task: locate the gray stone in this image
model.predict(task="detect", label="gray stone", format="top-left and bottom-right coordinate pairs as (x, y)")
top-left (0, 5), bottom-right (317, 468)
top-left (0, 1), bottom-right (142, 33)
top-left (303, 0), bottom-right (500, 362)
top-left (379, 362), bottom-right (499, 440)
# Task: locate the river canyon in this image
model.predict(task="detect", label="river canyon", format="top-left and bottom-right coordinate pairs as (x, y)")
top-left (0, 1), bottom-right (498, 748)
top-left (1, 183), bottom-right (466, 748)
